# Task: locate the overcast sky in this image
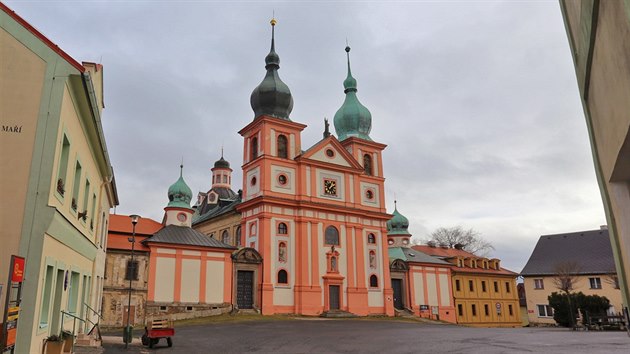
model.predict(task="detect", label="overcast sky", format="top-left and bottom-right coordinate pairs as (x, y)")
top-left (7, 0), bottom-right (606, 272)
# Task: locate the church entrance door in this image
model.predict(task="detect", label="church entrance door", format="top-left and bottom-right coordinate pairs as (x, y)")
top-left (237, 270), bottom-right (254, 309)
top-left (329, 285), bottom-right (340, 310)
top-left (392, 279), bottom-right (404, 310)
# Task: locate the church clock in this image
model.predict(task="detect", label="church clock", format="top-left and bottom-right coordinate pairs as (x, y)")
top-left (324, 179), bottom-right (337, 196)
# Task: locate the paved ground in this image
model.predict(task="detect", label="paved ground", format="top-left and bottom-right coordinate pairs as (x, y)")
top-left (84, 318), bottom-right (630, 353)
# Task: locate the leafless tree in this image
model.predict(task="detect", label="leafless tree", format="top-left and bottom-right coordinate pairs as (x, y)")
top-left (426, 226), bottom-right (494, 256)
top-left (604, 273), bottom-right (620, 289)
top-left (552, 261), bottom-right (582, 328)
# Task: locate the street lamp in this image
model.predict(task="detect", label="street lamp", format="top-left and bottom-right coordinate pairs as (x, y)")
top-left (124, 214), bottom-right (140, 348)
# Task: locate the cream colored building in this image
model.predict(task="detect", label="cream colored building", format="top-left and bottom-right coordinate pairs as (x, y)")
top-left (1, 4), bottom-right (118, 353)
top-left (521, 228), bottom-right (622, 325)
top-left (560, 0), bottom-right (630, 320)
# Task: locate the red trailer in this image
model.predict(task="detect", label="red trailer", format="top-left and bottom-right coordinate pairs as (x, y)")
top-left (141, 319), bottom-right (174, 348)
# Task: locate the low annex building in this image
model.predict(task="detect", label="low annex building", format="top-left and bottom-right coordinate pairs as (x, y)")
top-left (413, 245), bottom-right (521, 327)
top-left (387, 204), bottom-right (456, 323)
top-left (520, 227), bottom-right (622, 326)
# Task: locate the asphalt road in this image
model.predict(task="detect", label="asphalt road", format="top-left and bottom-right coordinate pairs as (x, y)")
top-left (96, 319), bottom-right (630, 354)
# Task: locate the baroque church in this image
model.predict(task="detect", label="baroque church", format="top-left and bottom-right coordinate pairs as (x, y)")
top-left (103, 19), bottom-right (520, 326)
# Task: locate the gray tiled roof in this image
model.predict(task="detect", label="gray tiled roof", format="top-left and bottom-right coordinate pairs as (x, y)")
top-left (143, 225), bottom-right (236, 249)
top-left (520, 229), bottom-right (616, 276)
top-left (192, 197), bottom-right (240, 226)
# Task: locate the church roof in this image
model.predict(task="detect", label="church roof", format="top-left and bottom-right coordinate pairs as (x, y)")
top-left (389, 247), bottom-right (450, 265)
top-left (143, 225), bottom-right (235, 249)
top-left (167, 165), bottom-right (193, 209)
top-left (387, 203), bottom-right (410, 236)
top-left (250, 19), bottom-right (293, 121)
top-left (333, 46), bottom-right (372, 141)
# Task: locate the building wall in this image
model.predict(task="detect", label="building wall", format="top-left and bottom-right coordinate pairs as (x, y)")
top-left (102, 251), bottom-right (149, 326)
top-left (1, 6), bottom-right (116, 353)
top-left (193, 211), bottom-right (241, 247)
top-left (408, 264), bottom-right (456, 323)
top-left (146, 246), bottom-right (233, 321)
top-left (523, 275), bottom-right (624, 325)
top-left (238, 117), bottom-right (394, 316)
top-left (452, 273), bottom-right (521, 327)
top-left (560, 0), bottom-right (630, 315)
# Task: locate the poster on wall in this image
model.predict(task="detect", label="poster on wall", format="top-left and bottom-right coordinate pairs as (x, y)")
top-left (1, 256), bottom-right (25, 354)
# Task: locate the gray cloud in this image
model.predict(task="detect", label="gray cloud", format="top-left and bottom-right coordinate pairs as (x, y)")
top-left (8, 0), bottom-right (605, 272)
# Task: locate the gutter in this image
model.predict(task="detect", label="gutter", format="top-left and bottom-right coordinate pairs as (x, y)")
top-left (81, 71), bottom-right (120, 206)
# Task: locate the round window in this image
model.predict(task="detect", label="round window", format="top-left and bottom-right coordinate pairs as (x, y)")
top-left (402, 239), bottom-right (409, 245)
top-left (278, 174), bottom-right (287, 185)
top-left (366, 189), bottom-right (374, 200)
top-left (388, 239), bottom-right (394, 245)
top-left (325, 149), bottom-right (335, 158)
top-left (177, 212), bottom-right (187, 222)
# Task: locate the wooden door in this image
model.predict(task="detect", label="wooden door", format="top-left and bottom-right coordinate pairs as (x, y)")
top-left (329, 285), bottom-right (340, 310)
top-left (392, 279), bottom-right (404, 310)
top-left (237, 271), bottom-right (254, 309)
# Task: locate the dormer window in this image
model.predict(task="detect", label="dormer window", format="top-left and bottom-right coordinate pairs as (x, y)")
top-left (277, 134), bottom-right (288, 158)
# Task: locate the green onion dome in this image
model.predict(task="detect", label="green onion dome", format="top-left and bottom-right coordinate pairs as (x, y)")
top-left (333, 46), bottom-right (372, 141)
top-left (387, 203), bottom-right (410, 236)
top-left (167, 165), bottom-right (192, 208)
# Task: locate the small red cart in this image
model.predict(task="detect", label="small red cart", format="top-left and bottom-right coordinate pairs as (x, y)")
top-left (141, 318), bottom-right (174, 348)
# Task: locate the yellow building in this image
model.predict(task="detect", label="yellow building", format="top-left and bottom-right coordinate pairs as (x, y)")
top-left (1, 4), bottom-right (118, 353)
top-left (192, 155), bottom-right (242, 246)
top-left (414, 245), bottom-right (521, 327)
top-left (521, 228), bottom-right (623, 325)
top-left (559, 0), bottom-right (630, 320)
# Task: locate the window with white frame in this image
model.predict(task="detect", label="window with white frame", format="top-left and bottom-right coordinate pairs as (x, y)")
top-left (589, 277), bottom-right (602, 289)
top-left (534, 279), bottom-right (544, 289)
top-left (537, 304), bottom-right (553, 317)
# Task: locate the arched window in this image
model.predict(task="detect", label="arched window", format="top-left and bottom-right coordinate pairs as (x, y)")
top-left (325, 226), bottom-right (339, 245)
top-left (367, 233), bottom-right (376, 244)
top-left (222, 175), bottom-right (227, 183)
top-left (369, 251), bottom-right (376, 269)
top-left (221, 230), bottom-right (230, 244)
top-left (251, 136), bottom-right (258, 160)
top-left (369, 274), bottom-right (378, 288)
top-left (235, 226), bottom-right (241, 247)
top-left (278, 222), bottom-right (288, 235)
top-left (363, 154), bottom-right (373, 175)
top-left (277, 269), bottom-right (288, 284)
top-left (278, 242), bottom-right (287, 263)
top-left (277, 134), bottom-right (288, 158)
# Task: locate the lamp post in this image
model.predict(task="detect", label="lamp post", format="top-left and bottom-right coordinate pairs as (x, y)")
top-left (124, 214), bottom-right (140, 348)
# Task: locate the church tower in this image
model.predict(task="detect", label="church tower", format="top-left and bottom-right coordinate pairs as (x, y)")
top-left (386, 202), bottom-right (412, 247)
top-left (163, 165), bottom-right (194, 227)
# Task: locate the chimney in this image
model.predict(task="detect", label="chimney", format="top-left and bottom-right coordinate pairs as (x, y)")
top-left (454, 243), bottom-right (464, 250)
top-left (427, 241), bottom-right (436, 248)
top-left (440, 243), bottom-right (449, 249)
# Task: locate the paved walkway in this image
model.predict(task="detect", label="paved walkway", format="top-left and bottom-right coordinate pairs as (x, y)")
top-left (79, 319), bottom-right (630, 353)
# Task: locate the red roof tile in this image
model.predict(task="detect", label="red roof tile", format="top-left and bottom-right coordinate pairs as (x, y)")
top-left (108, 214), bottom-right (162, 236)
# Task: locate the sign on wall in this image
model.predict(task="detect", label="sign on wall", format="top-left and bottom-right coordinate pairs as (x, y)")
top-left (2, 256), bottom-right (25, 354)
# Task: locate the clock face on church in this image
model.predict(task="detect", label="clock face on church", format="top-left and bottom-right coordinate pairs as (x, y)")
top-left (323, 179), bottom-right (337, 196)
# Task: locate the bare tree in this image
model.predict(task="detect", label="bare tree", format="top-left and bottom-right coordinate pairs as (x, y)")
top-left (552, 261), bottom-right (582, 328)
top-left (603, 273), bottom-right (620, 289)
top-left (426, 226), bottom-right (494, 256)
